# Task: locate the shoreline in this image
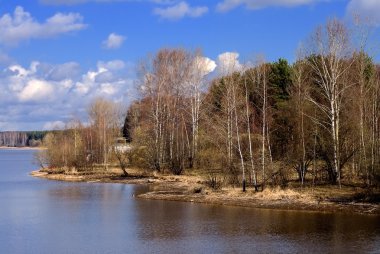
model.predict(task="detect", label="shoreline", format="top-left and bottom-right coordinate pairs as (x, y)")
top-left (30, 169), bottom-right (380, 215)
top-left (0, 146), bottom-right (45, 150)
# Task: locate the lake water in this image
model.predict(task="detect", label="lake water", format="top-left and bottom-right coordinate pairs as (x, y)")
top-left (0, 149), bottom-right (379, 254)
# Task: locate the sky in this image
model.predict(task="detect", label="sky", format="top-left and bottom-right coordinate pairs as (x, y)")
top-left (0, 0), bottom-right (379, 131)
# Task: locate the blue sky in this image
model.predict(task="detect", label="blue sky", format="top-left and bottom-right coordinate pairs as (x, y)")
top-left (0, 0), bottom-right (379, 131)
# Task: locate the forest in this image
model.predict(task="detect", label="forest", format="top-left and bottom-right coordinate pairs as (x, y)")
top-left (0, 131), bottom-right (47, 147)
top-left (41, 18), bottom-right (380, 191)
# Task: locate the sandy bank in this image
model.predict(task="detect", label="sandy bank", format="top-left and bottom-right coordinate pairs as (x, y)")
top-left (30, 169), bottom-right (380, 215)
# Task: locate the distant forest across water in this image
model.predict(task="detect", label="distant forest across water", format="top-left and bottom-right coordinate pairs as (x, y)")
top-left (0, 131), bottom-right (48, 147)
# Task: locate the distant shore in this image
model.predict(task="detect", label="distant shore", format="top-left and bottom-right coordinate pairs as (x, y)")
top-left (30, 168), bottom-right (380, 215)
top-left (0, 146), bottom-right (45, 150)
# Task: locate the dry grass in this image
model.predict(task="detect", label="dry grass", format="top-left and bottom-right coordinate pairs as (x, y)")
top-left (31, 166), bottom-right (380, 214)
top-left (203, 186), bottom-right (314, 203)
top-left (255, 187), bottom-right (310, 201)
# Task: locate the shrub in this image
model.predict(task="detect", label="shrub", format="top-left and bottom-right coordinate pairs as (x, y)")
top-left (205, 174), bottom-right (223, 190)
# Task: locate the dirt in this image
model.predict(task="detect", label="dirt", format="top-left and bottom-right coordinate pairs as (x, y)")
top-left (30, 168), bottom-right (380, 215)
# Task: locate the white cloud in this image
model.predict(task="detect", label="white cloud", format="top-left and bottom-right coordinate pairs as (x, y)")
top-left (217, 0), bottom-right (318, 12)
top-left (346, 0), bottom-right (380, 26)
top-left (18, 79), bottom-right (54, 102)
top-left (73, 60), bottom-right (131, 95)
top-left (0, 59), bottom-right (135, 130)
top-left (217, 52), bottom-right (242, 75)
top-left (74, 69), bottom-right (102, 95)
top-left (9, 65), bottom-right (29, 77)
top-left (0, 6), bottom-right (86, 46)
top-left (98, 83), bottom-right (117, 95)
top-left (43, 120), bottom-right (65, 130)
top-left (154, 1), bottom-right (208, 20)
top-left (48, 62), bottom-right (82, 81)
top-left (97, 60), bottom-right (126, 70)
top-left (102, 33), bottom-right (126, 49)
top-left (193, 56), bottom-right (217, 77)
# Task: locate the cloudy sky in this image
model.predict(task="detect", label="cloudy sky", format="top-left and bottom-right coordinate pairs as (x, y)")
top-left (0, 0), bottom-right (379, 131)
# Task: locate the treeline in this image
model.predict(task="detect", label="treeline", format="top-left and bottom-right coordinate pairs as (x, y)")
top-left (37, 99), bottom-right (129, 175)
top-left (124, 19), bottom-right (380, 189)
top-left (0, 131), bottom-right (48, 147)
top-left (40, 18), bottom-right (380, 190)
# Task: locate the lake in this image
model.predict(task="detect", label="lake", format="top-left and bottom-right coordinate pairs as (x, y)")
top-left (0, 149), bottom-right (379, 254)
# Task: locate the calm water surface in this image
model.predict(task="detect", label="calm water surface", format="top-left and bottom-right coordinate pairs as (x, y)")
top-left (0, 149), bottom-right (379, 254)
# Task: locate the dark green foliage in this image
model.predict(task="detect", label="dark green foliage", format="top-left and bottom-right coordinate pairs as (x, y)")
top-left (207, 77), bottom-right (228, 113)
top-left (25, 131), bottom-right (48, 141)
top-left (123, 114), bottom-right (132, 142)
top-left (269, 58), bottom-right (292, 104)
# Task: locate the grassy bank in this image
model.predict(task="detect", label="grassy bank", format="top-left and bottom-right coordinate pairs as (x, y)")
top-left (30, 167), bottom-right (380, 215)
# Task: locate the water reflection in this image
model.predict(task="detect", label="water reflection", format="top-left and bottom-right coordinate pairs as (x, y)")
top-left (0, 149), bottom-right (379, 254)
top-left (132, 195), bottom-right (380, 253)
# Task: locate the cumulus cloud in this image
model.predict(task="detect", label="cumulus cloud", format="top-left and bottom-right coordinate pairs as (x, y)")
top-left (0, 59), bottom-right (135, 130)
top-left (99, 83), bottom-right (118, 95)
top-left (217, 0), bottom-right (318, 12)
top-left (73, 60), bottom-right (132, 96)
top-left (154, 1), bottom-right (208, 20)
top-left (217, 52), bottom-right (242, 75)
top-left (0, 6), bottom-right (87, 46)
top-left (18, 79), bottom-right (54, 102)
top-left (102, 33), bottom-right (126, 49)
top-left (8, 64), bottom-right (30, 77)
top-left (43, 121), bottom-right (65, 130)
top-left (346, 0), bottom-right (380, 26)
top-left (193, 56), bottom-right (217, 77)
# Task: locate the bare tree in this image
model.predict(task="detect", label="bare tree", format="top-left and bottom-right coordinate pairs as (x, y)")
top-left (185, 52), bottom-right (215, 168)
top-left (88, 98), bottom-right (122, 171)
top-left (307, 19), bottom-right (353, 187)
top-left (289, 57), bottom-right (314, 186)
top-left (138, 48), bottom-right (194, 174)
top-left (243, 70), bottom-right (258, 191)
top-left (253, 59), bottom-right (269, 190)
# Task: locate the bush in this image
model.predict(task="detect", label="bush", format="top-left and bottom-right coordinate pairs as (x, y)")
top-left (170, 159), bottom-right (184, 175)
top-left (205, 174), bottom-right (223, 190)
top-left (129, 146), bottom-right (150, 169)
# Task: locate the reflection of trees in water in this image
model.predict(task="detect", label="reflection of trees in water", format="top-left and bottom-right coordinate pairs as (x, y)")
top-left (45, 184), bottom-right (379, 253)
top-left (134, 200), bottom-right (188, 241)
top-left (133, 199), bottom-right (380, 253)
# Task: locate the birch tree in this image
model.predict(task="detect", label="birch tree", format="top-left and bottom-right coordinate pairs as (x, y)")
top-left (139, 48), bottom-right (195, 174)
top-left (289, 58), bottom-right (313, 185)
top-left (88, 98), bottom-right (121, 170)
top-left (185, 54), bottom-right (216, 168)
top-left (307, 19), bottom-right (353, 187)
top-left (243, 70), bottom-right (258, 191)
